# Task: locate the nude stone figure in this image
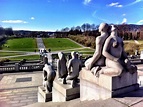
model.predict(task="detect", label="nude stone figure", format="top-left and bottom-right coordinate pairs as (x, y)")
top-left (67, 51), bottom-right (82, 88)
top-left (84, 23), bottom-right (109, 74)
top-left (57, 52), bottom-right (68, 84)
top-left (43, 64), bottom-right (56, 93)
top-left (102, 25), bottom-right (137, 75)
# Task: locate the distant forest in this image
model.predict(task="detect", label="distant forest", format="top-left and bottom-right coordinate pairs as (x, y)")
top-left (1, 23), bottom-right (143, 40)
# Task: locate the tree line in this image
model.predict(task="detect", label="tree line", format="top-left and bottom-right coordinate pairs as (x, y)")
top-left (0, 26), bottom-right (14, 37)
top-left (56, 23), bottom-right (143, 40)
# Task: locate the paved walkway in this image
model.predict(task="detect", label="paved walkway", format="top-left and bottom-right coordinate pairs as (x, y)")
top-left (0, 71), bottom-right (43, 107)
top-left (36, 38), bottom-right (45, 50)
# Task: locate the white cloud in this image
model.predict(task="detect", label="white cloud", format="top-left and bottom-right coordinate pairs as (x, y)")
top-left (122, 14), bottom-right (126, 16)
top-left (137, 20), bottom-right (143, 25)
top-left (126, 0), bottom-right (143, 6)
top-left (116, 5), bottom-right (123, 7)
top-left (83, 0), bottom-right (92, 5)
top-left (108, 2), bottom-right (119, 6)
top-left (1, 20), bottom-right (28, 24)
top-left (30, 17), bottom-right (35, 20)
top-left (122, 18), bottom-right (127, 24)
top-left (108, 2), bottom-right (123, 8)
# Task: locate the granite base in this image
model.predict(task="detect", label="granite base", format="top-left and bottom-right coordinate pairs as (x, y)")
top-left (38, 86), bottom-right (52, 102)
top-left (52, 79), bottom-right (80, 102)
top-left (80, 68), bottom-right (139, 101)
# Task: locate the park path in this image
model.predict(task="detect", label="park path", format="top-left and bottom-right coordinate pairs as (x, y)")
top-left (36, 38), bottom-right (46, 50)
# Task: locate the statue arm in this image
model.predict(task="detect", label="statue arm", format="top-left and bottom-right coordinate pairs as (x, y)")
top-left (91, 38), bottom-right (102, 63)
top-left (121, 42), bottom-right (128, 59)
top-left (57, 60), bottom-right (60, 72)
top-left (102, 38), bottom-right (118, 61)
top-left (67, 59), bottom-right (72, 74)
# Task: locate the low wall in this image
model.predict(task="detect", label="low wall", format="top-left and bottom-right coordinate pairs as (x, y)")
top-left (0, 64), bottom-right (44, 73)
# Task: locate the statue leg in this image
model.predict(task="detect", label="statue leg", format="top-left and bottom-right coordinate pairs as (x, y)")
top-left (45, 81), bottom-right (52, 93)
top-left (85, 58), bottom-right (93, 70)
top-left (105, 59), bottom-right (125, 76)
top-left (71, 77), bottom-right (78, 88)
top-left (43, 70), bottom-right (47, 86)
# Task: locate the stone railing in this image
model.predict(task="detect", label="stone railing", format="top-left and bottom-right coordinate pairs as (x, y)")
top-left (0, 65), bottom-right (15, 72)
top-left (0, 63), bottom-right (44, 73)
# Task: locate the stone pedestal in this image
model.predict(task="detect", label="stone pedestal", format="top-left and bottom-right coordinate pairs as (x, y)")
top-left (52, 79), bottom-right (80, 102)
top-left (80, 67), bottom-right (139, 101)
top-left (38, 86), bottom-right (52, 102)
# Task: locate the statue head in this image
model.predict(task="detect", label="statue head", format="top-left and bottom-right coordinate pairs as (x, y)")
top-left (71, 51), bottom-right (76, 59)
top-left (98, 23), bottom-right (109, 33)
top-left (111, 25), bottom-right (118, 35)
top-left (111, 25), bottom-right (117, 31)
top-left (58, 52), bottom-right (63, 60)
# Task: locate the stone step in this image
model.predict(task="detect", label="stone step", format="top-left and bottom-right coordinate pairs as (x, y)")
top-left (24, 98), bottom-right (132, 107)
top-left (24, 98), bottom-right (96, 107)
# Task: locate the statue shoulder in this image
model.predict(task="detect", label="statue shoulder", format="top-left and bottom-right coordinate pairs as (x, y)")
top-left (96, 36), bottom-right (102, 44)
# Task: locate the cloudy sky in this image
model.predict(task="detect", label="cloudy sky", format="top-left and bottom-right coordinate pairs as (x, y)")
top-left (0, 0), bottom-right (143, 31)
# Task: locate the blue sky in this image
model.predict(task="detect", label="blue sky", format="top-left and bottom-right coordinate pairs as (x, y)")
top-left (0, 0), bottom-right (143, 31)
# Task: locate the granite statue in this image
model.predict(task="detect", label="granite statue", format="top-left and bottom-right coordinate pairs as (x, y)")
top-left (57, 52), bottom-right (68, 84)
top-left (43, 64), bottom-right (56, 93)
top-left (84, 23), bottom-right (109, 75)
top-left (67, 51), bottom-right (82, 87)
top-left (102, 25), bottom-right (137, 75)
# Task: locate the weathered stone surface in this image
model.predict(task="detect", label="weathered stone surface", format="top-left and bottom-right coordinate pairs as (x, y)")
top-left (80, 67), bottom-right (138, 91)
top-left (52, 79), bottom-right (80, 102)
top-left (80, 68), bottom-right (139, 101)
top-left (38, 86), bottom-right (52, 102)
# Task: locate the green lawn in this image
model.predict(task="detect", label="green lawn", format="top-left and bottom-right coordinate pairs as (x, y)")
top-left (2, 38), bottom-right (37, 51)
top-left (43, 38), bottom-right (82, 51)
top-left (0, 52), bottom-right (24, 57)
top-left (8, 55), bottom-right (40, 61)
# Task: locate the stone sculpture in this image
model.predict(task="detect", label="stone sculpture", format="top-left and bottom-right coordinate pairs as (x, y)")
top-left (102, 25), bottom-right (137, 75)
top-left (84, 23), bottom-right (109, 74)
top-left (67, 51), bottom-right (82, 87)
top-left (57, 52), bottom-right (68, 84)
top-left (85, 23), bottom-right (137, 76)
top-left (43, 64), bottom-right (56, 93)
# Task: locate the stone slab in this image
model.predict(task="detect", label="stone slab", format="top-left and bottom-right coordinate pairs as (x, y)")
top-left (80, 67), bottom-right (138, 91)
top-left (52, 79), bottom-right (80, 102)
top-left (38, 86), bottom-right (52, 102)
top-left (80, 79), bottom-right (139, 101)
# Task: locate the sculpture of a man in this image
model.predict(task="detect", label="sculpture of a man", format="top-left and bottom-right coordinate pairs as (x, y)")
top-left (57, 52), bottom-right (68, 84)
top-left (43, 64), bottom-right (56, 93)
top-left (102, 25), bottom-right (137, 75)
top-left (67, 51), bottom-right (82, 87)
top-left (84, 23), bottom-right (109, 74)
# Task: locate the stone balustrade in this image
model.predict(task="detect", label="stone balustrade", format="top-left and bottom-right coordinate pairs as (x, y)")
top-left (0, 63), bottom-right (44, 73)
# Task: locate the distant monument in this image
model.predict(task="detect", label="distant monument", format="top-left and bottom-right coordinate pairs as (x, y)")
top-left (57, 52), bottom-right (68, 84)
top-left (67, 51), bottom-right (82, 87)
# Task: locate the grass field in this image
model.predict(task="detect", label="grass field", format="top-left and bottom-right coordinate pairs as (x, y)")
top-left (43, 38), bottom-right (82, 51)
top-left (0, 51), bottom-right (24, 57)
top-left (8, 55), bottom-right (40, 61)
top-left (2, 38), bottom-right (37, 51)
